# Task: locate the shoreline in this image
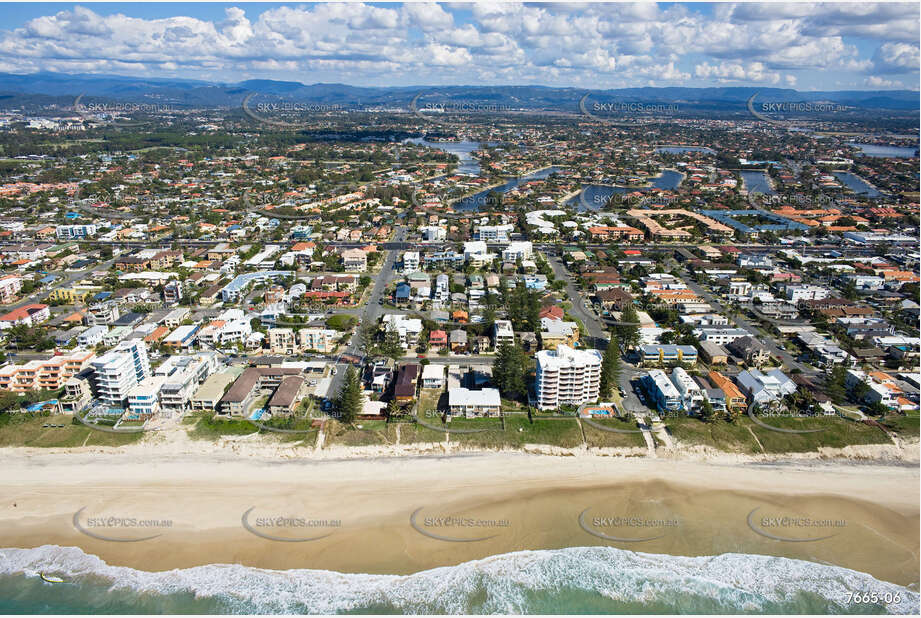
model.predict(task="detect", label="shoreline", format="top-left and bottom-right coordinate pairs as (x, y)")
top-left (0, 449), bottom-right (917, 587)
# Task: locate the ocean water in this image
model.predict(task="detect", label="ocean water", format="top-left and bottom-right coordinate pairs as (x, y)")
top-left (0, 545), bottom-right (917, 614)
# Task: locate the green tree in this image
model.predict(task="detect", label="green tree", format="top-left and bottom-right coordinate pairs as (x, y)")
top-left (599, 333), bottom-right (622, 400)
top-left (493, 342), bottom-right (528, 400)
top-left (379, 327), bottom-right (404, 362)
top-left (698, 397), bottom-right (715, 423)
top-left (335, 365), bottom-right (364, 425)
top-left (618, 304), bottom-right (641, 349)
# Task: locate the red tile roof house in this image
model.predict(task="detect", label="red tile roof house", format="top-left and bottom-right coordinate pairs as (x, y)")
top-left (539, 305), bottom-right (565, 321)
top-left (0, 303), bottom-right (50, 329)
top-left (429, 330), bottom-right (448, 351)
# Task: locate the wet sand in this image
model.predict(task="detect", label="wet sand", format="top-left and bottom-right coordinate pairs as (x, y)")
top-left (0, 452), bottom-right (917, 586)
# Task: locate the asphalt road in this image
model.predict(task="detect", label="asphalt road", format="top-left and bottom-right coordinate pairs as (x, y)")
top-left (546, 254), bottom-right (608, 347)
top-left (679, 268), bottom-right (812, 374)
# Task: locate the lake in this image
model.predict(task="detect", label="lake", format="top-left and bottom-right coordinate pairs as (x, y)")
top-left (848, 143), bottom-right (918, 159)
top-left (455, 166), bottom-right (564, 211)
top-left (833, 171), bottom-right (882, 198)
top-left (655, 146), bottom-right (716, 155)
top-left (403, 138), bottom-right (496, 175)
top-left (567, 169), bottom-right (685, 211)
top-left (740, 170), bottom-right (776, 196)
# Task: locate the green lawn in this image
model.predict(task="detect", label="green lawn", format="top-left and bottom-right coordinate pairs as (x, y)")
top-left (447, 416), bottom-right (515, 449)
top-left (0, 413), bottom-right (143, 448)
top-left (749, 416), bottom-right (891, 453)
top-left (417, 389), bottom-right (445, 417)
top-left (582, 417), bottom-right (648, 449)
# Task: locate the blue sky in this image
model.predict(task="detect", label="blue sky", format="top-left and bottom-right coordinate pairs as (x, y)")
top-left (0, 3), bottom-right (916, 90)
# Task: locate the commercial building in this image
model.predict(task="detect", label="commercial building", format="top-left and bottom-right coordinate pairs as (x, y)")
top-left (535, 344), bottom-right (602, 410)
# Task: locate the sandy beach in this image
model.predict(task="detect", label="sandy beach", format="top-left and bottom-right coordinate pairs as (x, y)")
top-left (0, 449), bottom-right (917, 587)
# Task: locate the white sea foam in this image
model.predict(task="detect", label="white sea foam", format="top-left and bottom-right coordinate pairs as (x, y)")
top-left (0, 545), bottom-right (917, 614)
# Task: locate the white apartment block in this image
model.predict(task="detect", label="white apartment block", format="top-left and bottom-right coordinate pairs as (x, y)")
top-left (56, 224), bottom-right (97, 240)
top-left (493, 320), bottom-right (515, 347)
top-left (0, 275), bottom-right (22, 304)
top-left (535, 344), bottom-right (602, 410)
top-left (475, 224), bottom-right (514, 242)
top-left (421, 226), bottom-right (447, 241)
top-left (402, 251), bottom-right (420, 273)
top-left (90, 339), bottom-right (151, 408)
top-left (695, 327), bottom-right (750, 345)
top-left (786, 285), bottom-right (831, 303)
top-left (501, 241), bottom-right (533, 262)
top-left (382, 314), bottom-right (423, 350)
top-left (670, 366), bottom-right (704, 412)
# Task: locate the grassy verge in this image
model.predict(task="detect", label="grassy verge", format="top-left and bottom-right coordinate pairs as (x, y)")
top-left (506, 416), bottom-right (584, 448)
top-left (0, 413), bottom-right (143, 448)
top-left (750, 416), bottom-right (890, 453)
top-left (324, 419), bottom-right (394, 447)
top-left (583, 417), bottom-right (648, 449)
top-left (665, 416), bottom-right (761, 454)
top-left (880, 414), bottom-right (920, 438)
top-left (386, 421), bottom-right (445, 444)
top-left (185, 412), bottom-right (259, 440)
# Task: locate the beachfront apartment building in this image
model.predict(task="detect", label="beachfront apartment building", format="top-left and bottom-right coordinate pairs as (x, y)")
top-left (0, 274), bottom-right (22, 303)
top-left (535, 344), bottom-right (602, 410)
top-left (645, 369), bottom-right (682, 413)
top-left (736, 368), bottom-right (797, 406)
top-left (0, 350), bottom-right (96, 392)
top-left (695, 328), bottom-right (750, 346)
top-left (708, 370), bottom-right (747, 411)
top-left (671, 366), bottom-right (704, 413)
top-left (90, 339), bottom-right (151, 408)
top-left (786, 285), bottom-right (831, 304)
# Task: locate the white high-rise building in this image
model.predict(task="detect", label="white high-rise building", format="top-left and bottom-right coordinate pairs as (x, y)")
top-left (90, 339), bottom-right (151, 407)
top-left (535, 344), bottom-right (602, 410)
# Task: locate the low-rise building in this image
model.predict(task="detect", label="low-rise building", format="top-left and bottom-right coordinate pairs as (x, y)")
top-left (448, 387), bottom-right (501, 417)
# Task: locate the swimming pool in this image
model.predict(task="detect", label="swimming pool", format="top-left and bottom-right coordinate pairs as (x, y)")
top-left (250, 409), bottom-right (265, 421)
top-left (584, 407), bottom-right (612, 416)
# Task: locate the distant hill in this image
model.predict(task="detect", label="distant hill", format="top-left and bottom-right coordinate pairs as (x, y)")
top-left (0, 71), bottom-right (916, 113)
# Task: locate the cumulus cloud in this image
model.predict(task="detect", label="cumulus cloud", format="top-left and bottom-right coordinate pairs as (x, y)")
top-left (0, 3), bottom-right (913, 89)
